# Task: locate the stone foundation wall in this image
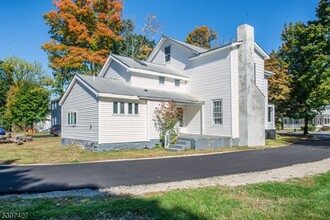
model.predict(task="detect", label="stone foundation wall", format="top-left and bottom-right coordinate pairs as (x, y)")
top-left (61, 138), bottom-right (160, 151)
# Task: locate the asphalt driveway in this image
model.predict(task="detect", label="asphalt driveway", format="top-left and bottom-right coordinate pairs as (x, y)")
top-left (0, 138), bottom-right (329, 194)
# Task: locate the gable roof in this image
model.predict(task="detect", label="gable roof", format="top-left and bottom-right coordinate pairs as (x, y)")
top-left (99, 54), bottom-right (188, 80)
top-left (60, 74), bottom-right (202, 105)
top-left (146, 36), bottom-right (208, 62)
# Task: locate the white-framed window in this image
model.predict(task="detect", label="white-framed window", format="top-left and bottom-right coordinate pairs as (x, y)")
top-left (159, 76), bottom-right (165, 84)
top-left (212, 99), bottom-right (223, 125)
top-left (268, 106), bottom-right (273, 122)
top-left (128, 103), bottom-right (139, 115)
top-left (175, 79), bottom-right (180, 87)
top-left (165, 45), bottom-right (171, 62)
top-left (113, 102), bottom-right (125, 114)
top-left (67, 112), bottom-right (77, 126)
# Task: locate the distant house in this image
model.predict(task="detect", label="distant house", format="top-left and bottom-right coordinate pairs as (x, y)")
top-left (60, 24), bottom-right (275, 151)
top-left (283, 105), bottom-right (330, 130)
top-left (50, 98), bottom-right (61, 126)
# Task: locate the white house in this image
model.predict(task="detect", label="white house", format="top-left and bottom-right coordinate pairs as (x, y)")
top-left (60, 24), bottom-right (275, 151)
top-left (283, 105), bottom-right (330, 130)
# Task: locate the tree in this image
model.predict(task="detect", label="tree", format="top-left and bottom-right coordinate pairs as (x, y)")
top-left (115, 15), bottom-right (160, 60)
top-left (265, 52), bottom-right (292, 129)
top-left (277, 0), bottom-right (330, 135)
top-left (7, 83), bottom-right (50, 131)
top-left (186, 26), bottom-right (218, 49)
top-left (42, 0), bottom-right (123, 94)
top-left (0, 57), bottom-right (52, 131)
top-left (153, 101), bottom-right (179, 147)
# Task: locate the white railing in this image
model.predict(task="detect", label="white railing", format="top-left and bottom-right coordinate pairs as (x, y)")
top-left (164, 130), bottom-right (170, 148)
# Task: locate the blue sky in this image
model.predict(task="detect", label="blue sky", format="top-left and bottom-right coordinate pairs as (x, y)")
top-left (0, 0), bottom-right (319, 75)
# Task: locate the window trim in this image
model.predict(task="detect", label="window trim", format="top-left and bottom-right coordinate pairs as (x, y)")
top-left (128, 103), bottom-right (139, 115)
top-left (211, 99), bottom-right (223, 126)
top-left (164, 45), bottom-right (171, 63)
top-left (67, 111), bottom-right (77, 126)
top-left (113, 101), bottom-right (125, 115)
top-left (159, 76), bottom-right (165, 85)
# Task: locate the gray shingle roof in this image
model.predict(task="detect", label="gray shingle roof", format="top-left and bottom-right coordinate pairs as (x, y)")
top-left (77, 74), bottom-right (202, 104)
top-left (112, 54), bottom-right (188, 78)
top-left (164, 36), bottom-right (208, 54)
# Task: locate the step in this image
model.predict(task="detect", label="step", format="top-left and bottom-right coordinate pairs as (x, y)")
top-left (165, 143), bottom-right (191, 152)
top-left (177, 140), bottom-right (192, 148)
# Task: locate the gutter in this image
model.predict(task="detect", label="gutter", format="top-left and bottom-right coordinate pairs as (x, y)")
top-left (189, 42), bottom-right (242, 60)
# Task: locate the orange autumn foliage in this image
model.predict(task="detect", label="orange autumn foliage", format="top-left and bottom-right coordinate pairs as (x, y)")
top-left (42, 0), bottom-right (123, 76)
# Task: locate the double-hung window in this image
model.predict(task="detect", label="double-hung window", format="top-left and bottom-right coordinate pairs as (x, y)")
top-left (212, 99), bottom-right (223, 125)
top-left (164, 46), bottom-right (171, 62)
top-left (113, 102), bottom-right (125, 114)
top-left (128, 103), bottom-right (139, 115)
top-left (67, 112), bottom-right (77, 126)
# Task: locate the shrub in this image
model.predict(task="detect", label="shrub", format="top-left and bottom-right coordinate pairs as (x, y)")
top-left (300, 125), bottom-right (316, 131)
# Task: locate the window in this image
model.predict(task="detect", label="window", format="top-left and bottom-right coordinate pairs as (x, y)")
top-left (165, 46), bottom-right (171, 62)
top-left (134, 103), bottom-right (139, 114)
top-left (113, 102), bottom-right (118, 114)
top-left (128, 103), bottom-right (139, 115)
top-left (113, 102), bottom-right (125, 114)
top-left (159, 76), bottom-right (165, 84)
top-left (212, 100), bottom-right (223, 125)
top-left (120, 102), bottom-right (125, 114)
top-left (175, 79), bottom-right (180, 87)
top-left (67, 112), bottom-right (77, 126)
top-left (268, 107), bottom-right (273, 122)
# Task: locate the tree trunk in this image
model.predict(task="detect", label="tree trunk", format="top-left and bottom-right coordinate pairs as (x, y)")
top-left (303, 116), bottom-right (309, 136)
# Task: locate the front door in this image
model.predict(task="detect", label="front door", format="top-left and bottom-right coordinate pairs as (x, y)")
top-left (177, 107), bottom-right (184, 127)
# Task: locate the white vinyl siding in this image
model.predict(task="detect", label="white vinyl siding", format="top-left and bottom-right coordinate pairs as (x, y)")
top-left (99, 98), bottom-right (147, 144)
top-left (150, 39), bottom-right (193, 71)
top-left (61, 81), bottom-right (99, 142)
top-left (187, 50), bottom-right (232, 136)
top-left (230, 48), bottom-right (239, 138)
top-left (131, 74), bottom-right (186, 92)
top-left (104, 61), bottom-right (131, 82)
top-left (254, 51), bottom-right (265, 94)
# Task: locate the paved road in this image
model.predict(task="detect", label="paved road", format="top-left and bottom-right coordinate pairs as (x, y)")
top-left (0, 138), bottom-right (329, 194)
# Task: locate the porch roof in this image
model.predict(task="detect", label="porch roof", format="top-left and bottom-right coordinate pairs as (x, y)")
top-left (78, 74), bottom-right (203, 104)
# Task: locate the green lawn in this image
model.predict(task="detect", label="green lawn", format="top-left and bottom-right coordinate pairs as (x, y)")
top-left (0, 135), bottom-right (301, 165)
top-left (1, 171), bottom-right (329, 219)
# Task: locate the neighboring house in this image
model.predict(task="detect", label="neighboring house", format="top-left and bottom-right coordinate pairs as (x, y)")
top-left (60, 24), bottom-right (275, 150)
top-left (50, 98), bottom-right (61, 126)
top-left (283, 105), bottom-right (330, 130)
top-left (314, 105), bottom-right (330, 129)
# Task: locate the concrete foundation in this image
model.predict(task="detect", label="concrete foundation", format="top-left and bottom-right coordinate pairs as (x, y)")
top-left (61, 138), bottom-right (160, 151)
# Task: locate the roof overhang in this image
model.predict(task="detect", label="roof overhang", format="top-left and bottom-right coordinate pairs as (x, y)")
top-left (264, 70), bottom-right (275, 76)
top-left (128, 68), bottom-right (188, 81)
top-left (189, 42), bottom-right (242, 60)
top-left (101, 54), bottom-right (189, 81)
top-left (59, 75), bottom-right (139, 105)
top-left (254, 42), bottom-right (269, 59)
